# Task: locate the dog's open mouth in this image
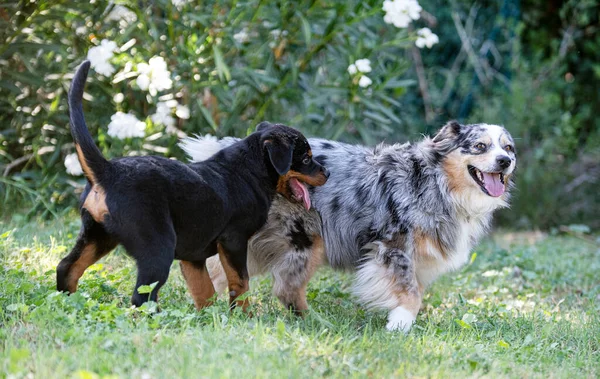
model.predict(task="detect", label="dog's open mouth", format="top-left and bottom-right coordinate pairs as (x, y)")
top-left (468, 165), bottom-right (505, 197)
top-left (289, 177), bottom-right (311, 210)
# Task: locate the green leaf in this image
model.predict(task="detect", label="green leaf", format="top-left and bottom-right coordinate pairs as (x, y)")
top-left (137, 281), bottom-right (158, 294)
top-left (299, 14), bottom-right (312, 45)
top-left (462, 313), bottom-right (477, 325)
top-left (469, 252), bottom-right (477, 264)
top-left (197, 101), bottom-right (219, 131)
top-left (213, 45), bottom-right (231, 82)
top-left (455, 319), bottom-right (472, 329)
top-left (497, 340), bottom-right (510, 348)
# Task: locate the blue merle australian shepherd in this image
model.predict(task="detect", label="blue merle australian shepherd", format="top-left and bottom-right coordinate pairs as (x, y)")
top-left (181, 121), bottom-right (516, 331)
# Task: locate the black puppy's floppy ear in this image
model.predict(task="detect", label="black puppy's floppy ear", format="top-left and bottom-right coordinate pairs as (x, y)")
top-left (432, 120), bottom-right (462, 143)
top-left (264, 138), bottom-right (293, 176)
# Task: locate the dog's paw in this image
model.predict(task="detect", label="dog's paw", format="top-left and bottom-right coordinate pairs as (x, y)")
top-left (386, 306), bottom-right (416, 332)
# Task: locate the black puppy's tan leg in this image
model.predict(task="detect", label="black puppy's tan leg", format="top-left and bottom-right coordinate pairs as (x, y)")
top-left (217, 243), bottom-right (250, 312)
top-left (272, 235), bottom-right (324, 316)
top-left (180, 261), bottom-right (215, 310)
top-left (57, 213), bottom-right (117, 293)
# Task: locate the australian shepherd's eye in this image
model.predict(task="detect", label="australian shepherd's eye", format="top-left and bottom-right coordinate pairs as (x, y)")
top-left (504, 145), bottom-right (514, 153)
top-left (475, 142), bottom-right (487, 151)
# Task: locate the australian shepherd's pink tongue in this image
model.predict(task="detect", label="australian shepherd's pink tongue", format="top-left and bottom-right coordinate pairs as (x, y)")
top-left (289, 177), bottom-right (311, 210)
top-left (482, 172), bottom-right (505, 197)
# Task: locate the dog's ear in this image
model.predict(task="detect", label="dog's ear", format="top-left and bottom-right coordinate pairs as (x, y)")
top-left (256, 121), bottom-right (273, 132)
top-left (432, 120), bottom-right (462, 143)
top-left (264, 137), bottom-right (294, 176)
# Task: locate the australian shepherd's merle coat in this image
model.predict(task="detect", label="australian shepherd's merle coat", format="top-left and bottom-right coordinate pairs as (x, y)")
top-left (181, 122), bottom-right (516, 331)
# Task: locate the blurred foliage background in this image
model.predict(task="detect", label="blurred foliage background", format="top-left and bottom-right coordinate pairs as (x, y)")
top-left (0, 0), bottom-right (598, 229)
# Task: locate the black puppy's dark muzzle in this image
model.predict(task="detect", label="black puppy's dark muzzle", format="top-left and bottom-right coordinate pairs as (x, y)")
top-left (322, 166), bottom-right (330, 179)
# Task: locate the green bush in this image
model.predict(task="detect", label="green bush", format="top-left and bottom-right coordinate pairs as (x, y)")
top-left (0, 0), bottom-right (598, 229)
top-left (0, 0), bottom-right (428, 216)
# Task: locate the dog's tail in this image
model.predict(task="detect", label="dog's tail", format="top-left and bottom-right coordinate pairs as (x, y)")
top-left (69, 60), bottom-right (110, 184)
top-left (179, 135), bottom-right (240, 162)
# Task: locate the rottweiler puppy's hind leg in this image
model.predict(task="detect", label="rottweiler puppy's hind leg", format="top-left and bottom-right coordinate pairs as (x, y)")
top-left (180, 260), bottom-right (216, 310)
top-left (57, 211), bottom-right (118, 293)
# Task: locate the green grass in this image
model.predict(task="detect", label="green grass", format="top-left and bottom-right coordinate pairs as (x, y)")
top-left (1, 216), bottom-right (599, 378)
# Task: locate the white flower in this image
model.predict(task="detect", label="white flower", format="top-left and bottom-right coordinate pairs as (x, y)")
top-left (415, 27), bottom-right (439, 48)
top-left (358, 76), bottom-right (373, 88)
top-left (382, 0), bottom-right (422, 28)
top-left (87, 39), bottom-right (118, 77)
top-left (107, 112), bottom-right (146, 139)
top-left (347, 64), bottom-right (358, 75)
top-left (136, 57), bottom-right (173, 96)
top-left (75, 25), bottom-right (87, 36)
top-left (64, 153), bottom-right (83, 176)
top-left (354, 59), bottom-right (372, 73)
top-left (106, 5), bottom-right (137, 27)
top-left (233, 28), bottom-right (250, 44)
top-left (136, 69), bottom-right (150, 90)
top-left (175, 104), bottom-right (190, 119)
top-left (171, 0), bottom-right (186, 10)
top-left (151, 102), bottom-right (176, 127)
top-left (113, 93), bottom-right (125, 103)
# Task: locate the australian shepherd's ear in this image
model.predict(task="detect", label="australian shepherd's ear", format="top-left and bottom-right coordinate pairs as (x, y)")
top-left (432, 120), bottom-right (462, 153)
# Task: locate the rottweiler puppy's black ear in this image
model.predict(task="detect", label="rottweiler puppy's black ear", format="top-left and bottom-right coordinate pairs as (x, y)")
top-left (256, 121), bottom-right (274, 132)
top-left (264, 138), bottom-right (293, 176)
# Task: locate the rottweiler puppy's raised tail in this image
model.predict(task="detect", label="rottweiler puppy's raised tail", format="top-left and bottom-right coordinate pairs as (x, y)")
top-left (56, 61), bottom-right (328, 311)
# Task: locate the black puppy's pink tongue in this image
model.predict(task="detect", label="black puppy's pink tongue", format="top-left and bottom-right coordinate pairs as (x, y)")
top-left (290, 178), bottom-right (311, 210)
top-left (483, 173), bottom-right (505, 197)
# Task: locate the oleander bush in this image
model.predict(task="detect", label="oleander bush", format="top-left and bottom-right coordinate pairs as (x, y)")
top-left (0, 0), bottom-right (598, 229)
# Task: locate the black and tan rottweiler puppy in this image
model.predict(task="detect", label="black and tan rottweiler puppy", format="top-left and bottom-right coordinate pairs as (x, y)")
top-left (56, 61), bottom-right (328, 311)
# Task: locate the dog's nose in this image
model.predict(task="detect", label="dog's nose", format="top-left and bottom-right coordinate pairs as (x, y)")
top-left (496, 156), bottom-right (511, 169)
top-left (322, 167), bottom-right (330, 179)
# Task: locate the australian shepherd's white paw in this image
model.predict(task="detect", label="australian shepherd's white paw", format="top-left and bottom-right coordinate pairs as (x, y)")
top-left (386, 306), bottom-right (416, 332)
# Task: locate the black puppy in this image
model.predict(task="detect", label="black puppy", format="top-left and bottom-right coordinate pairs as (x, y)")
top-left (56, 61), bottom-right (328, 310)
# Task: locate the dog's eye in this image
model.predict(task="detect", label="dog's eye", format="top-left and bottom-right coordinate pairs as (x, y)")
top-left (504, 145), bottom-right (514, 153)
top-left (302, 157), bottom-right (311, 165)
top-left (474, 143), bottom-right (487, 151)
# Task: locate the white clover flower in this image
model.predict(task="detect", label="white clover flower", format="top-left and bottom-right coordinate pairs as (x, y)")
top-left (106, 5), bottom-right (137, 27)
top-left (151, 102), bottom-right (175, 127)
top-left (233, 28), bottom-right (250, 44)
top-left (87, 39), bottom-right (118, 77)
top-left (415, 27), bottom-right (439, 49)
top-left (354, 59), bottom-right (372, 73)
top-left (358, 76), bottom-right (373, 88)
top-left (136, 57), bottom-right (173, 96)
top-left (64, 153), bottom-right (83, 176)
top-left (107, 112), bottom-right (146, 139)
top-left (347, 64), bottom-right (358, 75)
top-left (175, 104), bottom-right (190, 119)
top-left (382, 0), bottom-right (422, 28)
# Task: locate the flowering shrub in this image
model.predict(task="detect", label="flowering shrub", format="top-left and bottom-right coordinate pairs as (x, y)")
top-left (0, 0), bottom-right (440, 213)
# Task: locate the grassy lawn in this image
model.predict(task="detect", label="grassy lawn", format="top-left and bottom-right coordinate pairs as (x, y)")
top-left (1, 216), bottom-right (599, 378)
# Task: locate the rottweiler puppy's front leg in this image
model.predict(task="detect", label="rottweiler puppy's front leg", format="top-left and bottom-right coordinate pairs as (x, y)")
top-left (217, 240), bottom-right (250, 313)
